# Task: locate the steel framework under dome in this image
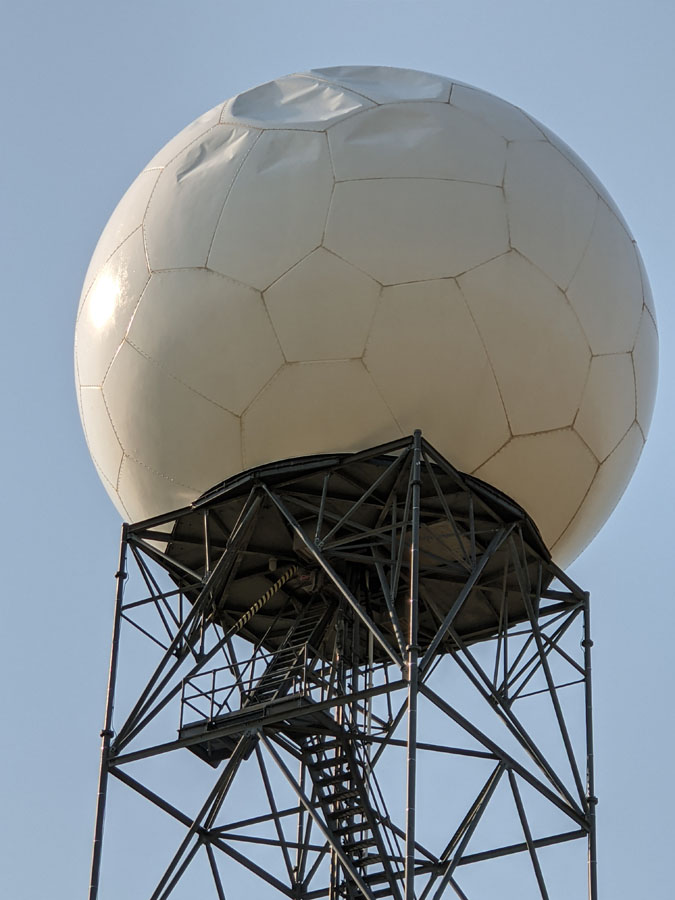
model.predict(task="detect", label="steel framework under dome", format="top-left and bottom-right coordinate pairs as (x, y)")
top-left (89, 432), bottom-right (597, 900)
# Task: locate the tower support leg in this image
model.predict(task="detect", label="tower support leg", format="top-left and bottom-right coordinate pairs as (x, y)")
top-left (88, 525), bottom-right (128, 900)
top-left (583, 594), bottom-right (598, 900)
top-left (405, 431), bottom-right (422, 900)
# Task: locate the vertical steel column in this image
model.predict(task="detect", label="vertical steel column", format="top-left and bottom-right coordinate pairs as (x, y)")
top-left (89, 524), bottom-right (128, 900)
top-left (405, 431), bottom-right (422, 900)
top-left (582, 592), bottom-right (598, 900)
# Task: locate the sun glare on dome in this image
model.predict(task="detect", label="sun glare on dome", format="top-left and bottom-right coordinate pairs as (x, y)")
top-left (88, 272), bottom-right (120, 330)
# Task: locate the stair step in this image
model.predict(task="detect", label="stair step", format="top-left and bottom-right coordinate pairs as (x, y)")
top-left (257, 672), bottom-right (296, 684)
top-left (324, 786), bottom-right (360, 801)
top-left (344, 836), bottom-right (378, 853)
top-left (305, 740), bottom-right (343, 754)
top-left (307, 749), bottom-right (348, 762)
top-left (329, 809), bottom-right (364, 824)
top-left (335, 820), bottom-right (368, 836)
top-left (316, 772), bottom-right (350, 787)
top-left (357, 854), bottom-right (384, 868)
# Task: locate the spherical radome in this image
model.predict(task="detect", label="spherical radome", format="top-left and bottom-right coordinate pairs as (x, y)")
top-left (75, 66), bottom-right (658, 567)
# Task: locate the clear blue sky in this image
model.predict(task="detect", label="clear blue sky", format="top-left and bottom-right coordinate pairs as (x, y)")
top-left (1, 1), bottom-right (673, 897)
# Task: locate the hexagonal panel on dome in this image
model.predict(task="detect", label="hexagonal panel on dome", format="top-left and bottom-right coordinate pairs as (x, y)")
top-left (126, 268), bottom-right (283, 416)
top-left (327, 102), bottom-right (506, 185)
top-left (79, 386), bottom-right (123, 489)
top-left (143, 102), bottom-right (225, 171)
top-left (81, 168), bottom-right (160, 302)
top-left (449, 85), bottom-right (545, 141)
top-left (208, 129), bottom-right (334, 290)
top-left (505, 140), bottom-right (597, 290)
top-left (144, 125), bottom-right (258, 271)
top-left (551, 423), bottom-right (644, 566)
top-left (324, 179), bottom-right (508, 285)
top-left (310, 66), bottom-right (453, 103)
top-left (264, 249), bottom-right (380, 361)
top-left (241, 360), bottom-right (402, 470)
top-left (221, 75), bottom-right (374, 130)
top-left (475, 429), bottom-right (598, 553)
top-left (567, 200), bottom-right (643, 354)
top-left (103, 341), bottom-right (241, 491)
top-left (364, 279), bottom-right (509, 473)
top-left (574, 353), bottom-right (635, 462)
top-left (633, 308), bottom-right (659, 435)
top-left (76, 228), bottom-right (150, 387)
top-left (459, 251), bottom-right (590, 435)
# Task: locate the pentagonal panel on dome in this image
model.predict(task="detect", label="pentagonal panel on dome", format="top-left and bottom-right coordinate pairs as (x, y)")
top-left (76, 228), bottom-right (150, 386)
top-left (449, 85), bottom-right (545, 141)
top-left (310, 66), bottom-right (453, 103)
top-left (551, 423), bottom-right (644, 567)
top-left (567, 200), bottom-right (643, 354)
top-left (574, 353), bottom-right (635, 462)
top-left (143, 102), bottom-right (224, 170)
top-left (144, 125), bottom-right (258, 271)
top-left (364, 279), bottom-right (509, 473)
top-left (459, 252), bottom-right (590, 435)
top-left (103, 341), bottom-right (241, 492)
top-left (220, 75), bottom-right (374, 130)
top-left (264, 249), bottom-right (380, 361)
top-left (208, 129), bottom-right (334, 290)
top-left (79, 386), bottom-right (123, 489)
top-left (81, 168), bottom-right (160, 302)
top-left (241, 360), bottom-right (402, 470)
top-left (126, 268), bottom-right (283, 416)
top-left (117, 455), bottom-right (202, 523)
top-left (633, 308), bottom-right (658, 436)
top-left (327, 102), bottom-right (506, 185)
top-left (475, 429), bottom-right (598, 553)
top-left (324, 179), bottom-right (508, 285)
top-left (505, 140), bottom-right (597, 289)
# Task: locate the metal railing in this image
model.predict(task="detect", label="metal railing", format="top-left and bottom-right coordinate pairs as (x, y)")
top-left (179, 649), bottom-right (392, 731)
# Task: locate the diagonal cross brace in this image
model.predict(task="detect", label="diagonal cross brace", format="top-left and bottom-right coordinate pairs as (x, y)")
top-left (263, 484), bottom-right (403, 668)
top-left (419, 523), bottom-right (515, 675)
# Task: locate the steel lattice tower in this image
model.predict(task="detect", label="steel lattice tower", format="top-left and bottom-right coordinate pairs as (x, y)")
top-left (89, 432), bottom-right (597, 900)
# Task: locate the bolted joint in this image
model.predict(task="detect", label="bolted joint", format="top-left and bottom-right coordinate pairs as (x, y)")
top-left (588, 794), bottom-right (599, 806)
top-left (581, 638), bottom-right (594, 648)
top-left (100, 728), bottom-right (114, 738)
top-left (115, 570), bottom-right (128, 580)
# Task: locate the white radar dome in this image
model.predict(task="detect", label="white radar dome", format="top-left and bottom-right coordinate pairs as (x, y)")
top-left (75, 66), bottom-right (658, 566)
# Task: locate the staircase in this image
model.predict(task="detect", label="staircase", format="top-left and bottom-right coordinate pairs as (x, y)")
top-left (303, 736), bottom-right (403, 899)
